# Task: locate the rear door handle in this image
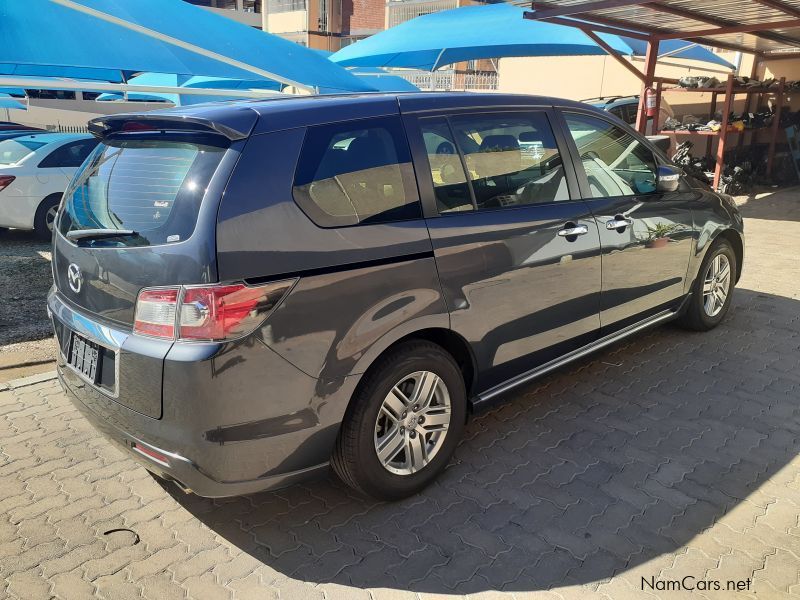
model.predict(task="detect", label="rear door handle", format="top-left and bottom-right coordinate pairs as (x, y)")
top-left (557, 224), bottom-right (589, 237)
top-left (606, 217), bottom-right (633, 230)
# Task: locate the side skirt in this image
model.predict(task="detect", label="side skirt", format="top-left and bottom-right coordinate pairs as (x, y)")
top-left (471, 298), bottom-right (690, 413)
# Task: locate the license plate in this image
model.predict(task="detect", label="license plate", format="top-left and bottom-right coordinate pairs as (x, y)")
top-left (68, 332), bottom-right (101, 383)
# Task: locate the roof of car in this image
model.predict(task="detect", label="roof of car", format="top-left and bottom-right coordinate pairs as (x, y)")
top-left (583, 95), bottom-right (638, 107)
top-left (4, 132), bottom-right (93, 145)
top-left (95, 92), bottom-right (598, 139)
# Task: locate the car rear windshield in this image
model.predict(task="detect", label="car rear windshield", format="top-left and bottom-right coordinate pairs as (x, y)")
top-left (58, 137), bottom-right (226, 247)
top-left (0, 139), bottom-right (47, 165)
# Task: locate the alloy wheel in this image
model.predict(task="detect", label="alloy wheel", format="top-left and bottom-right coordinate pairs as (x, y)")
top-left (45, 205), bottom-right (58, 231)
top-left (703, 253), bottom-right (731, 317)
top-left (374, 370), bottom-right (452, 475)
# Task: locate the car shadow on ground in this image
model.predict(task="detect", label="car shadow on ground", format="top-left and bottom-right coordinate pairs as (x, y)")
top-left (160, 287), bottom-right (800, 594)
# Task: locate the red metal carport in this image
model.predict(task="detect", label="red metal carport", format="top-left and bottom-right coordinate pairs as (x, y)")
top-left (522, 0), bottom-right (800, 187)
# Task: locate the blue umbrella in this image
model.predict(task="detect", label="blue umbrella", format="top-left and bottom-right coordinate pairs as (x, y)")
top-left (0, 0), bottom-right (376, 93)
top-left (331, 3), bottom-right (733, 71)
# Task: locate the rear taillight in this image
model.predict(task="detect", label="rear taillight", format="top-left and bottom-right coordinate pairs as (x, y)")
top-left (0, 175), bottom-right (15, 192)
top-left (133, 280), bottom-right (296, 342)
top-left (133, 288), bottom-right (179, 339)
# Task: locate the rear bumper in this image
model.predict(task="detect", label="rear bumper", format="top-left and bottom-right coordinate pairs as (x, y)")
top-left (57, 370), bottom-right (328, 497)
top-left (0, 194), bottom-right (37, 229)
top-left (49, 289), bottom-right (358, 497)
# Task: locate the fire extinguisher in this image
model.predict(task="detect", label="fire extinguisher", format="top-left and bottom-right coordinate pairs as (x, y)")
top-left (644, 86), bottom-right (657, 118)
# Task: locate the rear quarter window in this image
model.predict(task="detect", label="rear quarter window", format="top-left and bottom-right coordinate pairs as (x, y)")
top-left (58, 137), bottom-right (226, 247)
top-left (292, 116), bottom-right (420, 227)
top-left (0, 138), bottom-right (46, 165)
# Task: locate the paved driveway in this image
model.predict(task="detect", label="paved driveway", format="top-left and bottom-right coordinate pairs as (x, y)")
top-left (1, 189), bottom-right (799, 600)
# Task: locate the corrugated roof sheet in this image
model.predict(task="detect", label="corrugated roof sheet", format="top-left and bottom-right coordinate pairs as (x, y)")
top-left (516, 0), bottom-right (800, 55)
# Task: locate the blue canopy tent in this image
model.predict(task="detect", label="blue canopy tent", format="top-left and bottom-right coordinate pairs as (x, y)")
top-left (0, 94), bottom-right (26, 110)
top-left (95, 72), bottom-right (283, 105)
top-left (0, 0), bottom-right (376, 94)
top-left (331, 3), bottom-right (733, 71)
top-left (312, 50), bottom-right (419, 92)
top-left (349, 69), bottom-right (420, 92)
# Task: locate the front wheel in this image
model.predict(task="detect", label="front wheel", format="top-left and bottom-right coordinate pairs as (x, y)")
top-left (332, 341), bottom-right (466, 500)
top-left (677, 238), bottom-right (737, 331)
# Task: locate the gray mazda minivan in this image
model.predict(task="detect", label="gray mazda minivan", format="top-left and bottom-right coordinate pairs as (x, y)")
top-left (50, 93), bottom-right (743, 500)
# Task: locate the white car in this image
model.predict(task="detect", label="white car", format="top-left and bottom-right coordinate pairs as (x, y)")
top-left (0, 133), bottom-right (99, 238)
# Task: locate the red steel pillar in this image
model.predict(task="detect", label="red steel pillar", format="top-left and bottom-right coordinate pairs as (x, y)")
top-left (636, 38), bottom-right (660, 135)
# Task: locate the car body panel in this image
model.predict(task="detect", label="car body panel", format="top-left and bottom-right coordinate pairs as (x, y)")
top-left (0, 133), bottom-right (94, 229)
top-left (48, 92), bottom-right (744, 497)
top-left (215, 128), bottom-right (433, 281)
top-left (583, 95), bottom-right (674, 127)
top-left (551, 107), bottom-right (696, 330)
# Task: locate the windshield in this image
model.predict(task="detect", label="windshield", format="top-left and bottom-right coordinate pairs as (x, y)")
top-left (0, 139), bottom-right (46, 165)
top-left (58, 137), bottom-right (226, 247)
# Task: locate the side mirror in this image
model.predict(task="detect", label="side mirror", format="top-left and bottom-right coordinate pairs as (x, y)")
top-left (656, 165), bottom-right (682, 193)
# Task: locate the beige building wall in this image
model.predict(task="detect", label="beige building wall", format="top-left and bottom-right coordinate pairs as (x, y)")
top-left (497, 52), bottom-right (756, 118)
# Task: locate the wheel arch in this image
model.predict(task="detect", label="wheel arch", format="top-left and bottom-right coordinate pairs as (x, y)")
top-left (346, 326), bottom-right (478, 417)
top-left (33, 192), bottom-right (64, 236)
top-left (715, 229), bottom-right (744, 282)
top-left (689, 226), bottom-right (744, 291)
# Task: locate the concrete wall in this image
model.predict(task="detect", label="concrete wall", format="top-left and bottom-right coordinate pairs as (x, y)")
top-left (10, 98), bottom-right (175, 129)
top-left (268, 9), bottom-right (308, 33)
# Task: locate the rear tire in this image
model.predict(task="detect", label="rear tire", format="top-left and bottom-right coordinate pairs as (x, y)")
top-left (677, 238), bottom-right (737, 331)
top-left (33, 195), bottom-right (60, 240)
top-left (332, 340), bottom-right (466, 500)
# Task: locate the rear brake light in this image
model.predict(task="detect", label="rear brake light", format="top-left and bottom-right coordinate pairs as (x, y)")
top-left (0, 175), bottom-right (15, 191)
top-left (133, 280), bottom-right (296, 342)
top-left (121, 122), bottom-right (157, 132)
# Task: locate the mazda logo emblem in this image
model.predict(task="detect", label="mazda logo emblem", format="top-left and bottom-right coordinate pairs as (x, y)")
top-left (67, 263), bottom-right (83, 294)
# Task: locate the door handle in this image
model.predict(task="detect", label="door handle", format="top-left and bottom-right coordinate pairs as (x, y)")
top-left (557, 224), bottom-right (589, 238)
top-left (605, 217), bottom-right (633, 231)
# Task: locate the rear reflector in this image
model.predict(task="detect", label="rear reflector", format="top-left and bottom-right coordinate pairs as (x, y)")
top-left (133, 279), bottom-right (296, 342)
top-left (132, 443), bottom-right (171, 467)
top-left (0, 175), bottom-right (15, 192)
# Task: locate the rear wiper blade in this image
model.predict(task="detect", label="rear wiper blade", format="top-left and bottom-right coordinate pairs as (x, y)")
top-left (66, 228), bottom-right (137, 241)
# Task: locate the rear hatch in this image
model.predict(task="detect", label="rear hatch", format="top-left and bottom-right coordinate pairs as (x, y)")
top-left (52, 111), bottom-right (254, 416)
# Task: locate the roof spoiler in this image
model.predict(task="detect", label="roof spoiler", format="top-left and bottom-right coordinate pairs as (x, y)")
top-left (88, 107), bottom-right (259, 141)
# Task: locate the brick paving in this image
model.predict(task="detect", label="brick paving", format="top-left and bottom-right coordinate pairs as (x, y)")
top-left (1, 188), bottom-right (799, 599)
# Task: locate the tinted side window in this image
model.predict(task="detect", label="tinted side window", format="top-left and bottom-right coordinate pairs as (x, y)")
top-left (293, 116), bottom-right (420, 227)
top-left (419, 117), bottom-right (473, 214)
top-left (564, 113), bottom-right (657, 198)
top-left (624, 103), bottom-right (639, 125)
top-left (608, 105), bottom-right (627, 122)
top-left (39, 139), bottom-right (100, 168)
top-left (447, 112), bottom-right (569, 210)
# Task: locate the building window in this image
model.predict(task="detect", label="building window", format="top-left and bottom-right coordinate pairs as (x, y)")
top-left (266, 0), bottom-right (307, 12)
top-left (387, 0), bottom-right (458, 27)
top-left (184, 0), bottom-right (239, 8)
top-left (25, 89), bottom-right (77, 100)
